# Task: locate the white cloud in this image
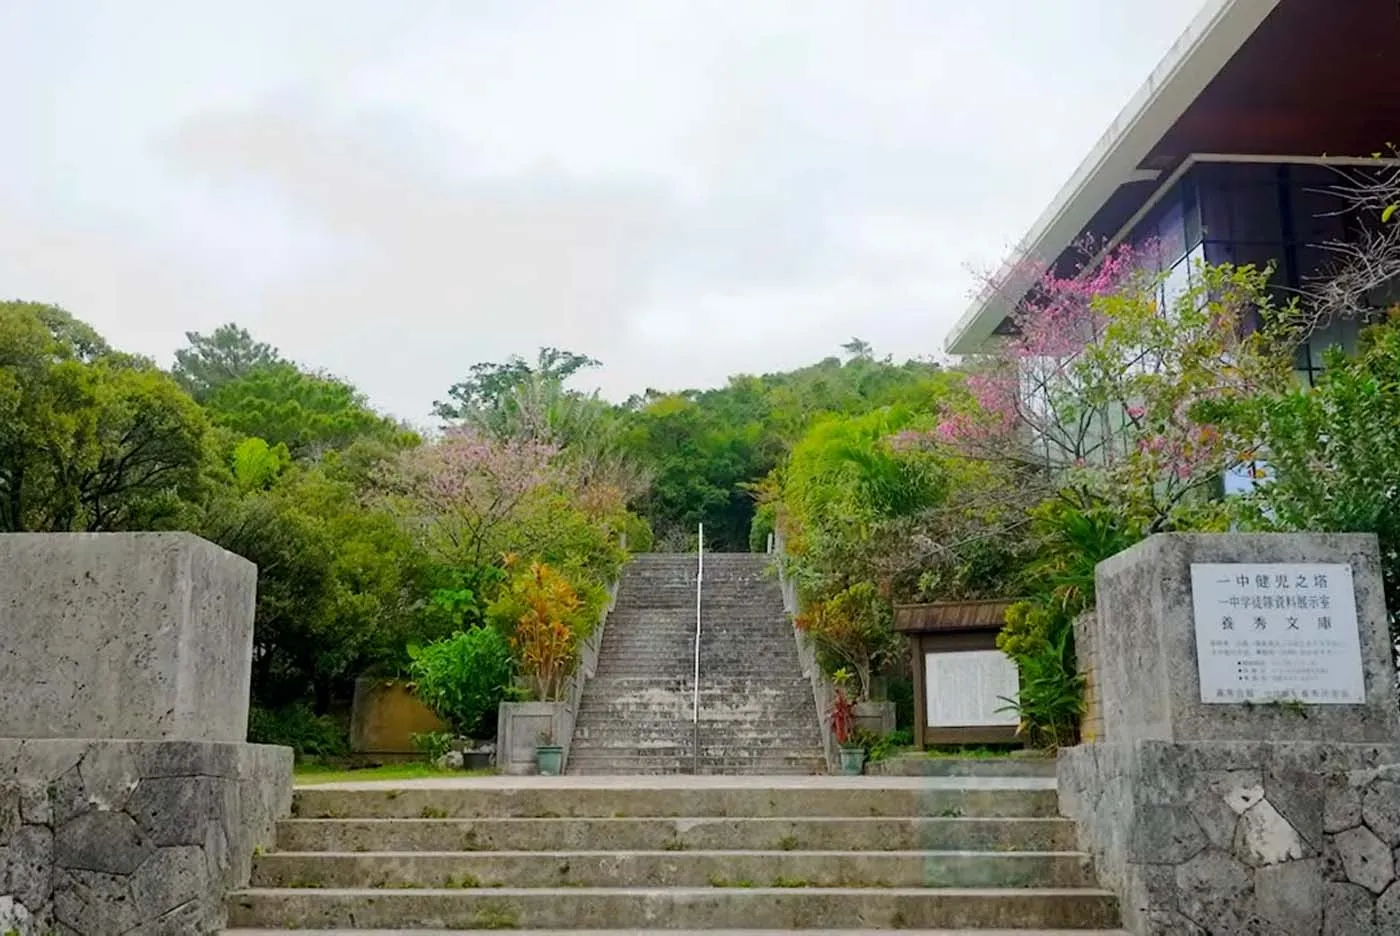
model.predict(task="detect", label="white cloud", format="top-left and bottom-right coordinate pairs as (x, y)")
top-left (0, 0), bottom-right (1208, 420)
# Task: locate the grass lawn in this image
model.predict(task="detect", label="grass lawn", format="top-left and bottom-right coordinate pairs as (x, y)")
top-left (292, 761), bottom-right (493, 785)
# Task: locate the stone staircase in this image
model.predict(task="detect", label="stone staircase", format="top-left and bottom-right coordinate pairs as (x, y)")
top-left (568, 552), bottom-right (824, 775)
top-left (222, 774), bottom-right (1127, 932)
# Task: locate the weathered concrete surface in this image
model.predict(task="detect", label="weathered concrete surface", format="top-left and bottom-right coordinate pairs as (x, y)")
top-left (288, 776), bottom-right (1060, 820)
top-left (249, 848), bottom-right (1098, 889)
top-left (0, 739), bottom-right (291, 935)
top-left (866, 755), bottom-right (1057, 778)
top-left (0, 532), bottom-right (257, 743)
top-left (227, 886), bottom-right (1123, 930)
top-left (274, 814), bottom-right (1080, 853)
top-left (1093, 533), bottom-right (1397, 745)
top-left (220, 930), bottom-right (1133, 936)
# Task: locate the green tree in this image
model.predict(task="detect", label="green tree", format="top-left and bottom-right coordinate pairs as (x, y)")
top-left (172, 323), bottom-right (282, 401)
top-left (0, 301), bottom-right (207, 532)
top-left (435, 347), bottom-right (600, 422)
top-left (1224, 312), bottom-right (1400, 632)
top-left (203, 362), bottom-right (411, 459)
top-left (200, 457), bottom-right (429, 711)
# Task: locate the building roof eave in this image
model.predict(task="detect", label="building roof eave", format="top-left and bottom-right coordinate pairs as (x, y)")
top-left (943, 0), bottom-right (1281, 356)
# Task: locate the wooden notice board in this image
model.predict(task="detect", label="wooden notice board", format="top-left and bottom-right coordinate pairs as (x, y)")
top-left (893, 600), bottom-right (1022, 747)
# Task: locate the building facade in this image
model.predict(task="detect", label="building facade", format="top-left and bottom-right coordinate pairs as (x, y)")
top-left (946, 0), bottom-right (1400, 379)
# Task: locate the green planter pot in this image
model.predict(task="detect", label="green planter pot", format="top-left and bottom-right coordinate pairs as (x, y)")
top-left (536, 745), bottom-right (564, 776)
top-left (838, 745), bottom-right (867, 776)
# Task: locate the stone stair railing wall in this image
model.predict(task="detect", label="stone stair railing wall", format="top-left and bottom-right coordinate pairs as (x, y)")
top-left (567, 552), bottom-right (826, 774)
top-left (0, 533), bottom-right (292, 936)
top-left (495, 579), bottom-right (619, 775)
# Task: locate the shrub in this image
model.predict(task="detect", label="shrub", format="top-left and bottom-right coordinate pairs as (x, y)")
top-left (411, 730), bottom-right (455, 762)
top-left (247, 704), bottom-right (349, 760)
top-left (997, 501), bottom-right (1141, 749)
top-left (408, 627), bottom-right (513, 739)
top-left (796, 581), bottom-right (898, 701)
top-left (997, 627), bottom-right (1085, 751)
top-left (491, 561), bottom-right (590, 701)
top-left (828, 680), bottom-right (856, 747)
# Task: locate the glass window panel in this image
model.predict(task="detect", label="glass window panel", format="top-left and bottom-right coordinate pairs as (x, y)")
top-left (1156, 198), bottom-right (1187, 266)
top-left (1291, 181), bottom-right (1348, 245)
top-left (1229, 181), bottom-right (1284, 244)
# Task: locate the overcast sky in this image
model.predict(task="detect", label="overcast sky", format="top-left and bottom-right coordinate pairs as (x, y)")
top-left (2, 1), bottom-right (1207, 424)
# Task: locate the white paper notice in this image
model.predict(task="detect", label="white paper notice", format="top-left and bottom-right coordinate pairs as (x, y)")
top-left (924, 650), bottom-right (1021, 727)
top-left (1190, 563), bottom-right (1365, 705)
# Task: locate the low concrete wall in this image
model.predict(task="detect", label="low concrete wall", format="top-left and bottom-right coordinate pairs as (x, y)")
top-left (0, 739), bottom-right (291, 934)
top-left (349, 678), bottom-right (448, 755)
top-left (1075, 610), bottom-right (1106, 743)
top-left (0, 533), bottom-right (257, 743)
top-left (853, 701), bottom-right (896, 736)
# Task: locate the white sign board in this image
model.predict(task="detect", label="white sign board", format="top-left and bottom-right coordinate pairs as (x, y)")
top-left (924, 649), bottom-right (1020, 727)
top-left (1190, 563), bottom-right (1365, 705)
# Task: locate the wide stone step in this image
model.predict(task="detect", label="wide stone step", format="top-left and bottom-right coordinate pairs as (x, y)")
top-left (868, 758), bottom-right (1058, 779)
top-left (290, 784), bottom-right (1059, 820)
top-left (224, 923), bottom-right (1131, 929)
top-left (226, 886), bottom-right (1120, 929)
top-left (276, 816), bottom-right (1081, 853)
top-left (564, 756), bottom-right (826, 774)
top-left (250, 849), bottom-right (1097, 889)
top-left (224, 923), bottom-right (1125, 929)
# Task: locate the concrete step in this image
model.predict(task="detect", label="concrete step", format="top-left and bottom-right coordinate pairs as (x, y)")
top-left (224, 923), bottom-right (1131, 929)
top-left (250, 849), bottom-right (1097, 889)
top-left (868, 758), bottom-right (1058, 779)
top-left (275, 816), bottom-right (1082, 853)
top-left (289, 784), bottom-right (1060, 820)
top-left (227, 886), bottom-right (1121, 929)
top-left (564, 757), bottom-right (827, 775)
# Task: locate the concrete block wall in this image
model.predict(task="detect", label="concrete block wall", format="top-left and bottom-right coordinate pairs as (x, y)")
top-left (0, 533), bottom-right (258, 743)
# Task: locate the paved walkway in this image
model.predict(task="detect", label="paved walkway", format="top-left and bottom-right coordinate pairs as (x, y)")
top-left (298, 774), bottom-right (1058, 791)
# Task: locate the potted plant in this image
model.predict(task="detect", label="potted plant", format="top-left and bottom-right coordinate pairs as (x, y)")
top-left (535, 727), bottom-right (563, 776)
top-left (829, 670), bottom-right (865, 775)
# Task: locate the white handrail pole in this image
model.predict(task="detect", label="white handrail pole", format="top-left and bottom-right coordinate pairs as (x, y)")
top-left (692, 523), bottom-right (703, 774)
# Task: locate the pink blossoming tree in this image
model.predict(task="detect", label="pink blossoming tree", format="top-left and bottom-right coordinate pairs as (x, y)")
top-left (940, 241), bottom-right (1301, 532)
top-left (381, 427), bottom-right (559, 569)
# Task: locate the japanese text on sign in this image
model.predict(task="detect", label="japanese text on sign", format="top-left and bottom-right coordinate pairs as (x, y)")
top-left (1190, 563), bottom-right (1364, 705)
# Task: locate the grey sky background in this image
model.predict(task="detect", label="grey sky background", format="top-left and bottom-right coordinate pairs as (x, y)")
top-left (2, 1), bottom-right (1206, 425)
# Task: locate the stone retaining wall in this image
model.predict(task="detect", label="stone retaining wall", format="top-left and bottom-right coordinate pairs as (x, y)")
top-left (0, 739), bottom-right (291, 934)
top-left (1060, 737), bottom-right (1400, 933)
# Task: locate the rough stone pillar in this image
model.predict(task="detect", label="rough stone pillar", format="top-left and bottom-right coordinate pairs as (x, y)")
top-left (0, 533), bottom-right (292, 935)
top-left (1058, 533), bottom-right (1400, 935)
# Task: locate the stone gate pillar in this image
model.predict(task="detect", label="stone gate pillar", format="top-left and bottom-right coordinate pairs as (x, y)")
top-left (1060, 533), bottom-right (1400, 935)
top-left (0, 533), bottom-right (292, 935)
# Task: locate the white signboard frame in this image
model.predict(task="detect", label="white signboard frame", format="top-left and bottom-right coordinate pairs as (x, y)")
top-left (1190, 563), bottom-right (1364, 705)
top-left (924, 649), bottom-right (1020, 727)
